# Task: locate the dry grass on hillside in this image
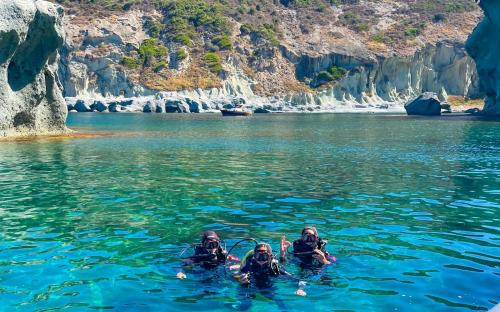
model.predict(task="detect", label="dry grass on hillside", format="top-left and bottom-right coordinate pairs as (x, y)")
top-left (448, 95), bottom-right (484, 110)
top-left (139, 65), bottom-right (222, 92)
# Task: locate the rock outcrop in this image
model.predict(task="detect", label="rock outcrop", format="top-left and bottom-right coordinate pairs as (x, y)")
top-left (466, 0), bottom-right (500, 115)
top-left (404, 92), bottom-right (442, 116)
top-left (0, 0), bottom-right (68, 137)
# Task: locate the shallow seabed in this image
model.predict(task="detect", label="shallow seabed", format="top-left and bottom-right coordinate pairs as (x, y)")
top-left (0, 113), bottom-right (499, 311)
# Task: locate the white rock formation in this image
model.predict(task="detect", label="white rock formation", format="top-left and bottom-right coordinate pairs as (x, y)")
top-left (466, 0), bottom-right (500, 115)
top-left (0, 0), bottom-right (68, 136)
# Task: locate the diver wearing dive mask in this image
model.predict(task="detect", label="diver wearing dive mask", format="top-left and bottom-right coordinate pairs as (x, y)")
top-left (176, 231), bottom-right (239, 279)
top-left (239, 243), bottom-right (286, 284)
top-left (291, 226), bottom-right (333, 266)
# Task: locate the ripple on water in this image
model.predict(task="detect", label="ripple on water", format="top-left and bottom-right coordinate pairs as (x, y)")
top-left (1, 113), bottom-right (499, 311)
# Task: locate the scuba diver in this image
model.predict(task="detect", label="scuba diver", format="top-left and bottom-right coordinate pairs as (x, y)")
top-left (280, 226), bottom-right (336, 267)
top-left (237, 243), bottom-right (307, 296)
top-left (176, 230), bottom-right (239, 279)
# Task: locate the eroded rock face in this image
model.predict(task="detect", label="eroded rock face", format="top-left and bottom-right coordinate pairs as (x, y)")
top-left (0, 0), bottom-right (67, 137)
top-left (466, 0), bottom-right (500, 115)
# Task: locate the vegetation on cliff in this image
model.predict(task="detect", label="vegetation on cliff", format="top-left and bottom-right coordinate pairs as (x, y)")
top-left (52, 0), bottom-right (481, 97)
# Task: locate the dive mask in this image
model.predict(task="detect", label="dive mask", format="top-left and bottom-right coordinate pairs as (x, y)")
top-left (203, 240), bottom-right (219, 250)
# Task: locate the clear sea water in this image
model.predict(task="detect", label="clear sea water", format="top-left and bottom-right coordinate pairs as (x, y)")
top-left (0, 113), bottom-right (499, 312)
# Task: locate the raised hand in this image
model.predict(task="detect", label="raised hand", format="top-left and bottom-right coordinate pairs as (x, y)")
top-left (280, 234), bottom-right (291, 260)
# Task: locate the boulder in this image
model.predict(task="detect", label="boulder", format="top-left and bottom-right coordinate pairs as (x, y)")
top-left (254, 107), bottom-right (271, 113)
top-left (464, 107), bottom-right (481, 115)
top-left (404, 92), bottom-right (442, 116)
top-left (165, 99), bottom-right (190, 113)
top-left (185, 98), bottom-right (200, 113)
top-left (155, 104), bottom-right (163, 113)
top-left (0, 0), bottom-right (68, 136)
top-left (75, 100), bottom-right (92, 112)
top-left (108, 103), bottom-right (122, 112)
top-left (143, 102), bottom-right (153, 113)
top-left (90, 100), bottom-right (108, 112)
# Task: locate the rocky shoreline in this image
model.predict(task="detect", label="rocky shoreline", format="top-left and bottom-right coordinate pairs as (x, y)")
top-left (65, 94), bottom-right (406, 114)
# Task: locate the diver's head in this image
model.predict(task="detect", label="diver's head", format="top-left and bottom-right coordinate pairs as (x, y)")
top-left (254, 243), bottom-right (272, 268)
top-left (301, 226), bottom-right (318, 244)
top-left (201, 231), bottom-right (220, 255)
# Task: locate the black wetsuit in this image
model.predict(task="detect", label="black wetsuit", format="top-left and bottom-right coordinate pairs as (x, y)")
top-left (240, 254), bottom-right (290, 288)
top-left (188, 245), bottom-right (228, 269)
top-left (292, 238), bottom-right (329, 267)
top-left (238, 254), bottom-right (293, 311)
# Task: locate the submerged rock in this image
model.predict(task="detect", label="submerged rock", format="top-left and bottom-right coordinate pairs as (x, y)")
top-left (465, 0), bottom-right (500, 115)
top-left (404, 92), bottom-right (442, 116)
top-left (0, 0), bottom-right (68, 136)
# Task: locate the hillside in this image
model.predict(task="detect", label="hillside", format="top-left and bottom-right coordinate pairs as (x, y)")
top-left (50, 0), bottom-right (482, 111)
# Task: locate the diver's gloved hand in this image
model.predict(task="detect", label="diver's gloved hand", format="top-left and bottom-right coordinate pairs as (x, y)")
top-left (239, 273), bottom-right (250, 284)
top-left (176, 272), bottom-right (187, 279)
top-left (312, 249), bottom-right (331, 265)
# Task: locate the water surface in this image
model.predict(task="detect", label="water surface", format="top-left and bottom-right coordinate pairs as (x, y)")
top-left (0, 113), bottom-right (499, 311)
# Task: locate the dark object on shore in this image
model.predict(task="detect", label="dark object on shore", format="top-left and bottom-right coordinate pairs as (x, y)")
top-left (254, 108), bottom-right (271, 114)
top-left (464, 107), bottom-right (482, 115)
top-left (221, 109), bottom-right (252, 116)
top-left (404, 92), bottom-right (442, 116)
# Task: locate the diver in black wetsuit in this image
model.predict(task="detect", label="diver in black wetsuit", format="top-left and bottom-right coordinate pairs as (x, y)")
top-left (235, 242), bottom-right (306, 311)
top-left (176, 230), bottom-right (239, 279)
top-left (280, 226), bottom-right (336, 268)
top-left (238, 243), bottom-right (306, 293)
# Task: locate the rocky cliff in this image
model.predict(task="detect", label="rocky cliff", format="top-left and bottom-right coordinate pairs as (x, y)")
top-left (466, 0), bottom-right (500, 115)
top-left (52, 0), bottom-right (483, 113)
top-left (0, 0), bottom-right (68, 136)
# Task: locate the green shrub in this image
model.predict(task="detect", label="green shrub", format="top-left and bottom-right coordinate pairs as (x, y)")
top-left (327, 66), bottom-right (347, 80)
top-left (203, 52), bottom-right (223, 73)
top-left (371, 33), bottom-right (386, 43)
top-left (174, 33), bottom-right (192, 46)
top-left (177, 47), bottom-right (188, 60)
top-left (153, 60), bottom-right (167, 72)
top-left (121, 56), bottom-right (141, 69)
top-left (138, 38), bottom-right (168, 64)
top-left (240, 23), bottom-right (279, 46)
top-left (162, 0), bottom-right (230, 40)
top-left (404, 27), bottom-right (420, 37)
top-left (212, 35), bottom-right (232, 50)
top-left (145, 17), bottom-right (164, 38)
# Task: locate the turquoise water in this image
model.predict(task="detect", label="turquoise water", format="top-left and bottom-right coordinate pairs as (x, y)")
top-left (0, 113), bottom-right (499, 311)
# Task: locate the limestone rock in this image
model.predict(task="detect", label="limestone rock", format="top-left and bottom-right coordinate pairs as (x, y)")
top-left (74, 100), bottom-right (91, 112)
top-left (404, 92), bottom-right (442, 116)
top-left (90, 100), bottom-right (108, 112)
top-left (0, 0), bottom-right (68, 136)
top-left (165, 99), bottom-right (189, 113)
top-left (466, 0), bottom-right (500, 115)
